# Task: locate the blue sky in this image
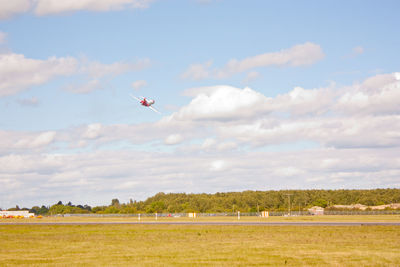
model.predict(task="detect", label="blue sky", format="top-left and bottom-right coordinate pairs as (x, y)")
top-left (0, 0), bottom-right (399, 208)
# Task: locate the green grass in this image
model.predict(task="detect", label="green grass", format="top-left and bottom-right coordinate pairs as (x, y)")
top-left (1, 223), bottom-right (400, 266)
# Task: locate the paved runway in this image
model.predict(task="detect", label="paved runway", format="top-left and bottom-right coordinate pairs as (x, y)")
top-left (1, 221), bottom-right (400, 226)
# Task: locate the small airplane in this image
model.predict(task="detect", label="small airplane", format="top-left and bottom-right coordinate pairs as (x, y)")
top-left (130, 94), bottom-right (161, 114)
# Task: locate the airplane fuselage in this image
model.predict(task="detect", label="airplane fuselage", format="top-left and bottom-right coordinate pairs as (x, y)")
top-left (141, 99), bottom-right (155, 107)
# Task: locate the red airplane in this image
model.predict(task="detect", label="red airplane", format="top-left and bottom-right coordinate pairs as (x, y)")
top-left (130, 94), bottom-right (161, 114)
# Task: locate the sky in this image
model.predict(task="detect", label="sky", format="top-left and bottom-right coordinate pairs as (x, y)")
top-left (0, 0), bottom-right (399, 208)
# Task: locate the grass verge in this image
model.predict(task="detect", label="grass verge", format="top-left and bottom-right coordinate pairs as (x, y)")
top-left (1, 223), bottom-right (399, 266)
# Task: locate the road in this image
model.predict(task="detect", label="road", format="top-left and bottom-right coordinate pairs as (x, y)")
top-left (1, 221), bottom-right (400, 226)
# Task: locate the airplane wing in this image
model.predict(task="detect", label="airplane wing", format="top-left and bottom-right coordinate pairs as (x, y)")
top-left (148, 106), bottom-right (161, 114)
top-left (130, 94), bottom-right (141, 102)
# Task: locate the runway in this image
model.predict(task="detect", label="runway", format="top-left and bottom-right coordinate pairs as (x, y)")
top-left (1, 221), bottom-right (400, 226)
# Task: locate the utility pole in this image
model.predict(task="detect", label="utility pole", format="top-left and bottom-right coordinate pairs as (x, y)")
top-left (284, 194), bottom-right (293, 216)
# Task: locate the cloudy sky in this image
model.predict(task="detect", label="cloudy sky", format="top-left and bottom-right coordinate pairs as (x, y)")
top-left (1, 0), bottom-right (399, 208)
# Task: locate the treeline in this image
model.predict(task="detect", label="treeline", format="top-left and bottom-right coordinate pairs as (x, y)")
top-left (5, 189), bottom-right (400, 215)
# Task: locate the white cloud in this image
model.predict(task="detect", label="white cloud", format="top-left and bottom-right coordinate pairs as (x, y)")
top-left (82, 123), bottom-right (103, 139)
top-left (209, 159), bottom-right (228, 171)
top-left (220, 42), bottom-right (324, 75)
top-left (168, 85), bottom-right (271, 121)
top-left (182, 42), bottom-right (324, 80)
top-left (0, 31), bottom-right (7, 44)
top-left (217, 141), bottom-right (237, 151)
top-left (1, 72), bottom-right (400, 207)
top-left (53, 72), bottom-right (400, 152)
top-left (164, 134), bottom-right (183, 145)
top-left (0, 0), bottom-right (31, 20)
top-left (169, 72), bottom-right (400, 149)
top-left (0, 53), bottom-right (78, 97)
top-left (181, 60), bottom-right (212, 80)
top-left (243, 71), bottom-right (260, 84)
top-left (0, 0), bottom-right (155, 20)
top-left (14, 131), bottom-right (56, 149)
top-left (0, 53), bottom-right (150, 97)
top-left (132, 80), bottom-right (147, 90)
top-left (34, 0), bottom-right (154, 16)
top-left (202, 138), bottom-right (217, 149)
top-left (273, 167), bottom-right (305, 177)
top-left (337, 73), bottom-right (400, 115)
top-left (1, 146), bottom-right (400, 207)
top-left (344, 46), bottom-right (364, 59)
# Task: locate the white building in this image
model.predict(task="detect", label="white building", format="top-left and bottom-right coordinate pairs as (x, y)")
top-left (308, 206), bottom-right (324, 215)
top-left (0, 210), bottom-right (35, 218)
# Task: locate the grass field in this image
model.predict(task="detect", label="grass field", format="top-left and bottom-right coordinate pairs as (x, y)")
top-left (1, 216), bottom-right (400, 266)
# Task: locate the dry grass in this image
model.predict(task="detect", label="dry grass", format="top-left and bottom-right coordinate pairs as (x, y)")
top-left (1, 222), bottom-right (400, 266)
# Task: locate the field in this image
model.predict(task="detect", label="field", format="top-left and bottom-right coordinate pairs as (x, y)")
top-left (1, 215), bottom-right (400, 266)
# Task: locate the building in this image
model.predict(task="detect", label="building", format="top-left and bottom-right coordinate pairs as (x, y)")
top-left (0, 210), bottom-right (35, 218)
top-left (308, 206), bottom-right (324, 215)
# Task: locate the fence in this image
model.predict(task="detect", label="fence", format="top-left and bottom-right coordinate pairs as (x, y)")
top-left (61, 209), bottom-right (400, 217)
top-left (324, 210), bottom-right (400, 215)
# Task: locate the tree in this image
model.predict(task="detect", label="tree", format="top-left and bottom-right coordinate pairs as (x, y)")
top-left (312, 198), bottom-right (328, 208)
top-left (111, 198), bottom-right (120, 207)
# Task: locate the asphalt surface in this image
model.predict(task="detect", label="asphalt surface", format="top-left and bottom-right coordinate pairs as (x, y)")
top-left (1, 221), bottom-right (400, 226)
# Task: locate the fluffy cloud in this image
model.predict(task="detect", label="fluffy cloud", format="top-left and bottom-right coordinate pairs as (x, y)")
top-left (1, 147), bottom-right (399, 207)
top-left (34, 0), bottom-right (154, 16)
top-left (49, 72), bottom-right (399, 152)
top-left (0, 52), bottom-right (150, 96)
top-left (1, 72), bottom-right (400, 207)
top-left (0, 0), bottom-right (155, 19)
top-left (82, 123), bottom-right (103, 139)
top-left (168, 85), bottom-right (271, 121)
top-left (0, 53), bottom-right (78, 97)
top-left (170, 72), bottom-right (400, 149)
top-left (182, 42), bottom-right (324, 80)
top-left (0, 130), bottom-right (57, 154)
top-left (243, 71), bottom-right (260, 84)
top-left (181, 60), bottom-right (213, 80)
top-left (337, 73), bottom-right (400, 115)
top-left (164, 134), bottom-right (183, 145)
top-left (5, 72), bottom-right (397, 152)
top-left (0, 0), bottom-right (31, 20)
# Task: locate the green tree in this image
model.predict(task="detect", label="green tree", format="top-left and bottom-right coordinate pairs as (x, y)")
top-left (111, 199), bottom-right (120, 207)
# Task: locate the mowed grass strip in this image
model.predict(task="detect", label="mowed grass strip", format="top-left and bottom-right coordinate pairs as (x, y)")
top-left (1, 224), bottom-right (399, 266)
